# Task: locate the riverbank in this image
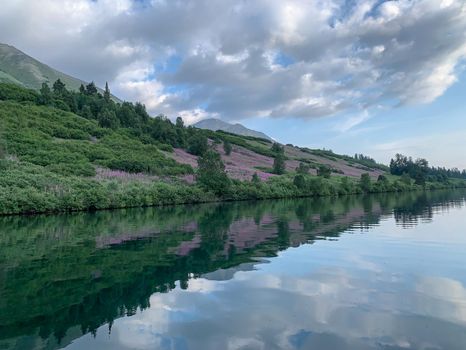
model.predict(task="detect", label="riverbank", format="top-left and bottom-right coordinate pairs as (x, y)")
top-left (1, 159), bottom-right (465, 216)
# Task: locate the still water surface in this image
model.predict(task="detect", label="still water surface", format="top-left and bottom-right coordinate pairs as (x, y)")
top-left (1, 191), bottom-right (466, 350)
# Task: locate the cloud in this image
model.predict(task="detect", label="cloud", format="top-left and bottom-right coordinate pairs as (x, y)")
top-left (335, 110), bottom-right (372, 133)
top-left (0, 0), bottom-right (465, 121)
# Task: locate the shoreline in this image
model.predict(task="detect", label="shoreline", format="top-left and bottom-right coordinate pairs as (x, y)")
top-left (2, 182), bottom-right (464, 217)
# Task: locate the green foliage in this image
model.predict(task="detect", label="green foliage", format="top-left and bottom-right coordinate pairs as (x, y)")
top-left (251, 172), bottom-right (261, 184)
top-left (196, 149), bottom-right (231, 195)
top-left (223, 140), bottom-right (232, 155)
top-left (401, 172), bottom-right (412, 185)
top-left (272, 142), bottom-right (286, 175)
top-left (317, 165), bottom-right (331, 178)
top-left (0, 83), bottom-right (38, 102)
top-left (0, 81), bottom-right (464, 215)
top-left (273, 153), bottom-right (286, 175)
top-left (188, 133), bottom-right (209, 156)
top-left (359, 173), bottom-right (372, 193)
top-left (390, 153), bottom-right (466, 182)
top-left (296, 162), bottom-right (310, 175)
top-left (293, 174), bottom-right (306, 190)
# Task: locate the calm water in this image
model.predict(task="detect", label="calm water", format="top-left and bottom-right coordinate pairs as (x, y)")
top-left (1, 191), bottom-right (466, 350)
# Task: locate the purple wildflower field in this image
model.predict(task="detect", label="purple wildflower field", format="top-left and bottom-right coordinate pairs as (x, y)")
top-left (94, 167), bottom-right (158, 182)
top-left (284, 145), bottom-right (384, 178)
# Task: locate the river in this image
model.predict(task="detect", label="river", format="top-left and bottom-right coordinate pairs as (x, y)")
top-left (1, 190), bottom-right (465, 349)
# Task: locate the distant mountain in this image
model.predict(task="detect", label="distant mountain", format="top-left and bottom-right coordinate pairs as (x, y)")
top-left (0, 43), bottom-right (118, 100)
top-left (194, 118), bottom-right (273, 141)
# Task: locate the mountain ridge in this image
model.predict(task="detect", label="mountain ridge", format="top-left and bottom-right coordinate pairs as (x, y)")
top-left (194, 118), bottom-right (273, 141)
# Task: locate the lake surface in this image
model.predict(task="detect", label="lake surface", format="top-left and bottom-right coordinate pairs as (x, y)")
top-left (1, 190), bottom-right (466, 350)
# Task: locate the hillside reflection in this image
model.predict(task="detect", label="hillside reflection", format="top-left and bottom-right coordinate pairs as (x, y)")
top-left (0, 190), bottom-right (464, 349)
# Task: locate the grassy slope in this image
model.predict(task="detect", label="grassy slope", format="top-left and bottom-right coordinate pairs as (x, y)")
top-left (0, 95), bottom-right (465, 215)
top-left (0, 43), bottom-right (121, 101)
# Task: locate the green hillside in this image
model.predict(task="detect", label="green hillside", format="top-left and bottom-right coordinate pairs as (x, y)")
top-left (0, 43), bottom-right (120, 101)
top-left (0, 81), bottom-right (464, 215)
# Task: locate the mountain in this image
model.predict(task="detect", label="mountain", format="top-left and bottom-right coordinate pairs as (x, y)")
top-left (0, 43), bottom-right (118, 99)
top-left (194, 118), bottom-right (273, 141)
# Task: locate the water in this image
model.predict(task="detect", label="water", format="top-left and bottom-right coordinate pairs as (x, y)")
top-left (1, 190), bottom-right (466, 350)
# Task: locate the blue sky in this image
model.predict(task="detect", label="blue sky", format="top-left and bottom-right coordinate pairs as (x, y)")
top-left (0, 0), bottom-right (465, 168)
top-left (243, 69), bottom-right (466, 168)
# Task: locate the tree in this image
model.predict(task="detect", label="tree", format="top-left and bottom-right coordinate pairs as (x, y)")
top-left (273, 153), bottom-right (286, 175)
top-left (52, 79), bottom-right (66, 95)
top-left (176, 117), bottom-right (184, 128)
top-left (317, 165), bottom-right (331, 178)
top-left (271, 142), bottom-right (285, 175)
top-left (98, 109), bottom-right (119, 129)
top-left (86, 82), bottom-right (98, 95)
top-left (79, 84), bottom-right (86, 94)
top-left (296, 162), bottom-right (309, 175)
top-left (39, 83), bottom-right (52, 105)
top-left (196, 149), bottom-right (231, 195)
top-left (359, 173), bottom-right (372, 193)
top-left (104, 82), bottom-right (111, 102)
top-left (293, 174), bottom-right (306, 190)
top-left (187, 134), bottom-right (209, 156)
top-left (223, 140), bottom-right (232, 156)
top-left (271, 142), bottom-right (283, 153)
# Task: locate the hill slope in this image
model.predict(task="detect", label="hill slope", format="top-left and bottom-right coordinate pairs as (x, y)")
top-left (194, 118), bottom-right (273, 141)
top-left (0, 81), bottom-right (464, 215)
top-left (0, 43), bottom-right (119, 101)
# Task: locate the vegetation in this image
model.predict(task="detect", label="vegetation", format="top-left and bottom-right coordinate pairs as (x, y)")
top-left (390, 153), bottom-right (466, 184)
top-left (317, 165), bottom-right (331, 178)
top-left (0, 81), bottom-right (465, 215)
top-left (196, 149), bottom-right (231, 195)
top-left (272, 143), bottom-right (286, 175)
top-left (223, 140), bottom-right (232, 155)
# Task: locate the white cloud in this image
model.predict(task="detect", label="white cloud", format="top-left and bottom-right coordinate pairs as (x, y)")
top-left (0, 0), bottom-right (465, 121)
top-left (336, 110), bottom-right (372, 133)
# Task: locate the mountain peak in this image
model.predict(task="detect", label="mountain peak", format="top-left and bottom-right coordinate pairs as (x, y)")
top-left (193, 118), bottom-right (273, 141)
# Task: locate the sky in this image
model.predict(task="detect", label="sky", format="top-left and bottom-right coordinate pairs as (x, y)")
top-left (0, 0), bottom-right (465, 168)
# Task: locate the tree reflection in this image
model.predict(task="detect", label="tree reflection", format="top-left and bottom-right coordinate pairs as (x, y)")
top-left (0, 190), bottom-right (464, 349)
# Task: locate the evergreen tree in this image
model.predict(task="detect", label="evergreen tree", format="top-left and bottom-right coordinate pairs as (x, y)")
top-left (196, 149), bottom-right (230, 195)
top-left (273, 153), bottom-right (286, 175)
top-left (86, 82), bottom-right (98, 95)
top-left (271, 142), bottom-right (283, 153)
top-left (52, 79), bottom-right (66, 95)
top-left (176, 117), bottom-right (185, 128)
top-left (223, 140), bottom-right (232, 156)
top-left (39, 83), bottom-right (52, 105)
top-left (104, 82), bottom-right (111, 102)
